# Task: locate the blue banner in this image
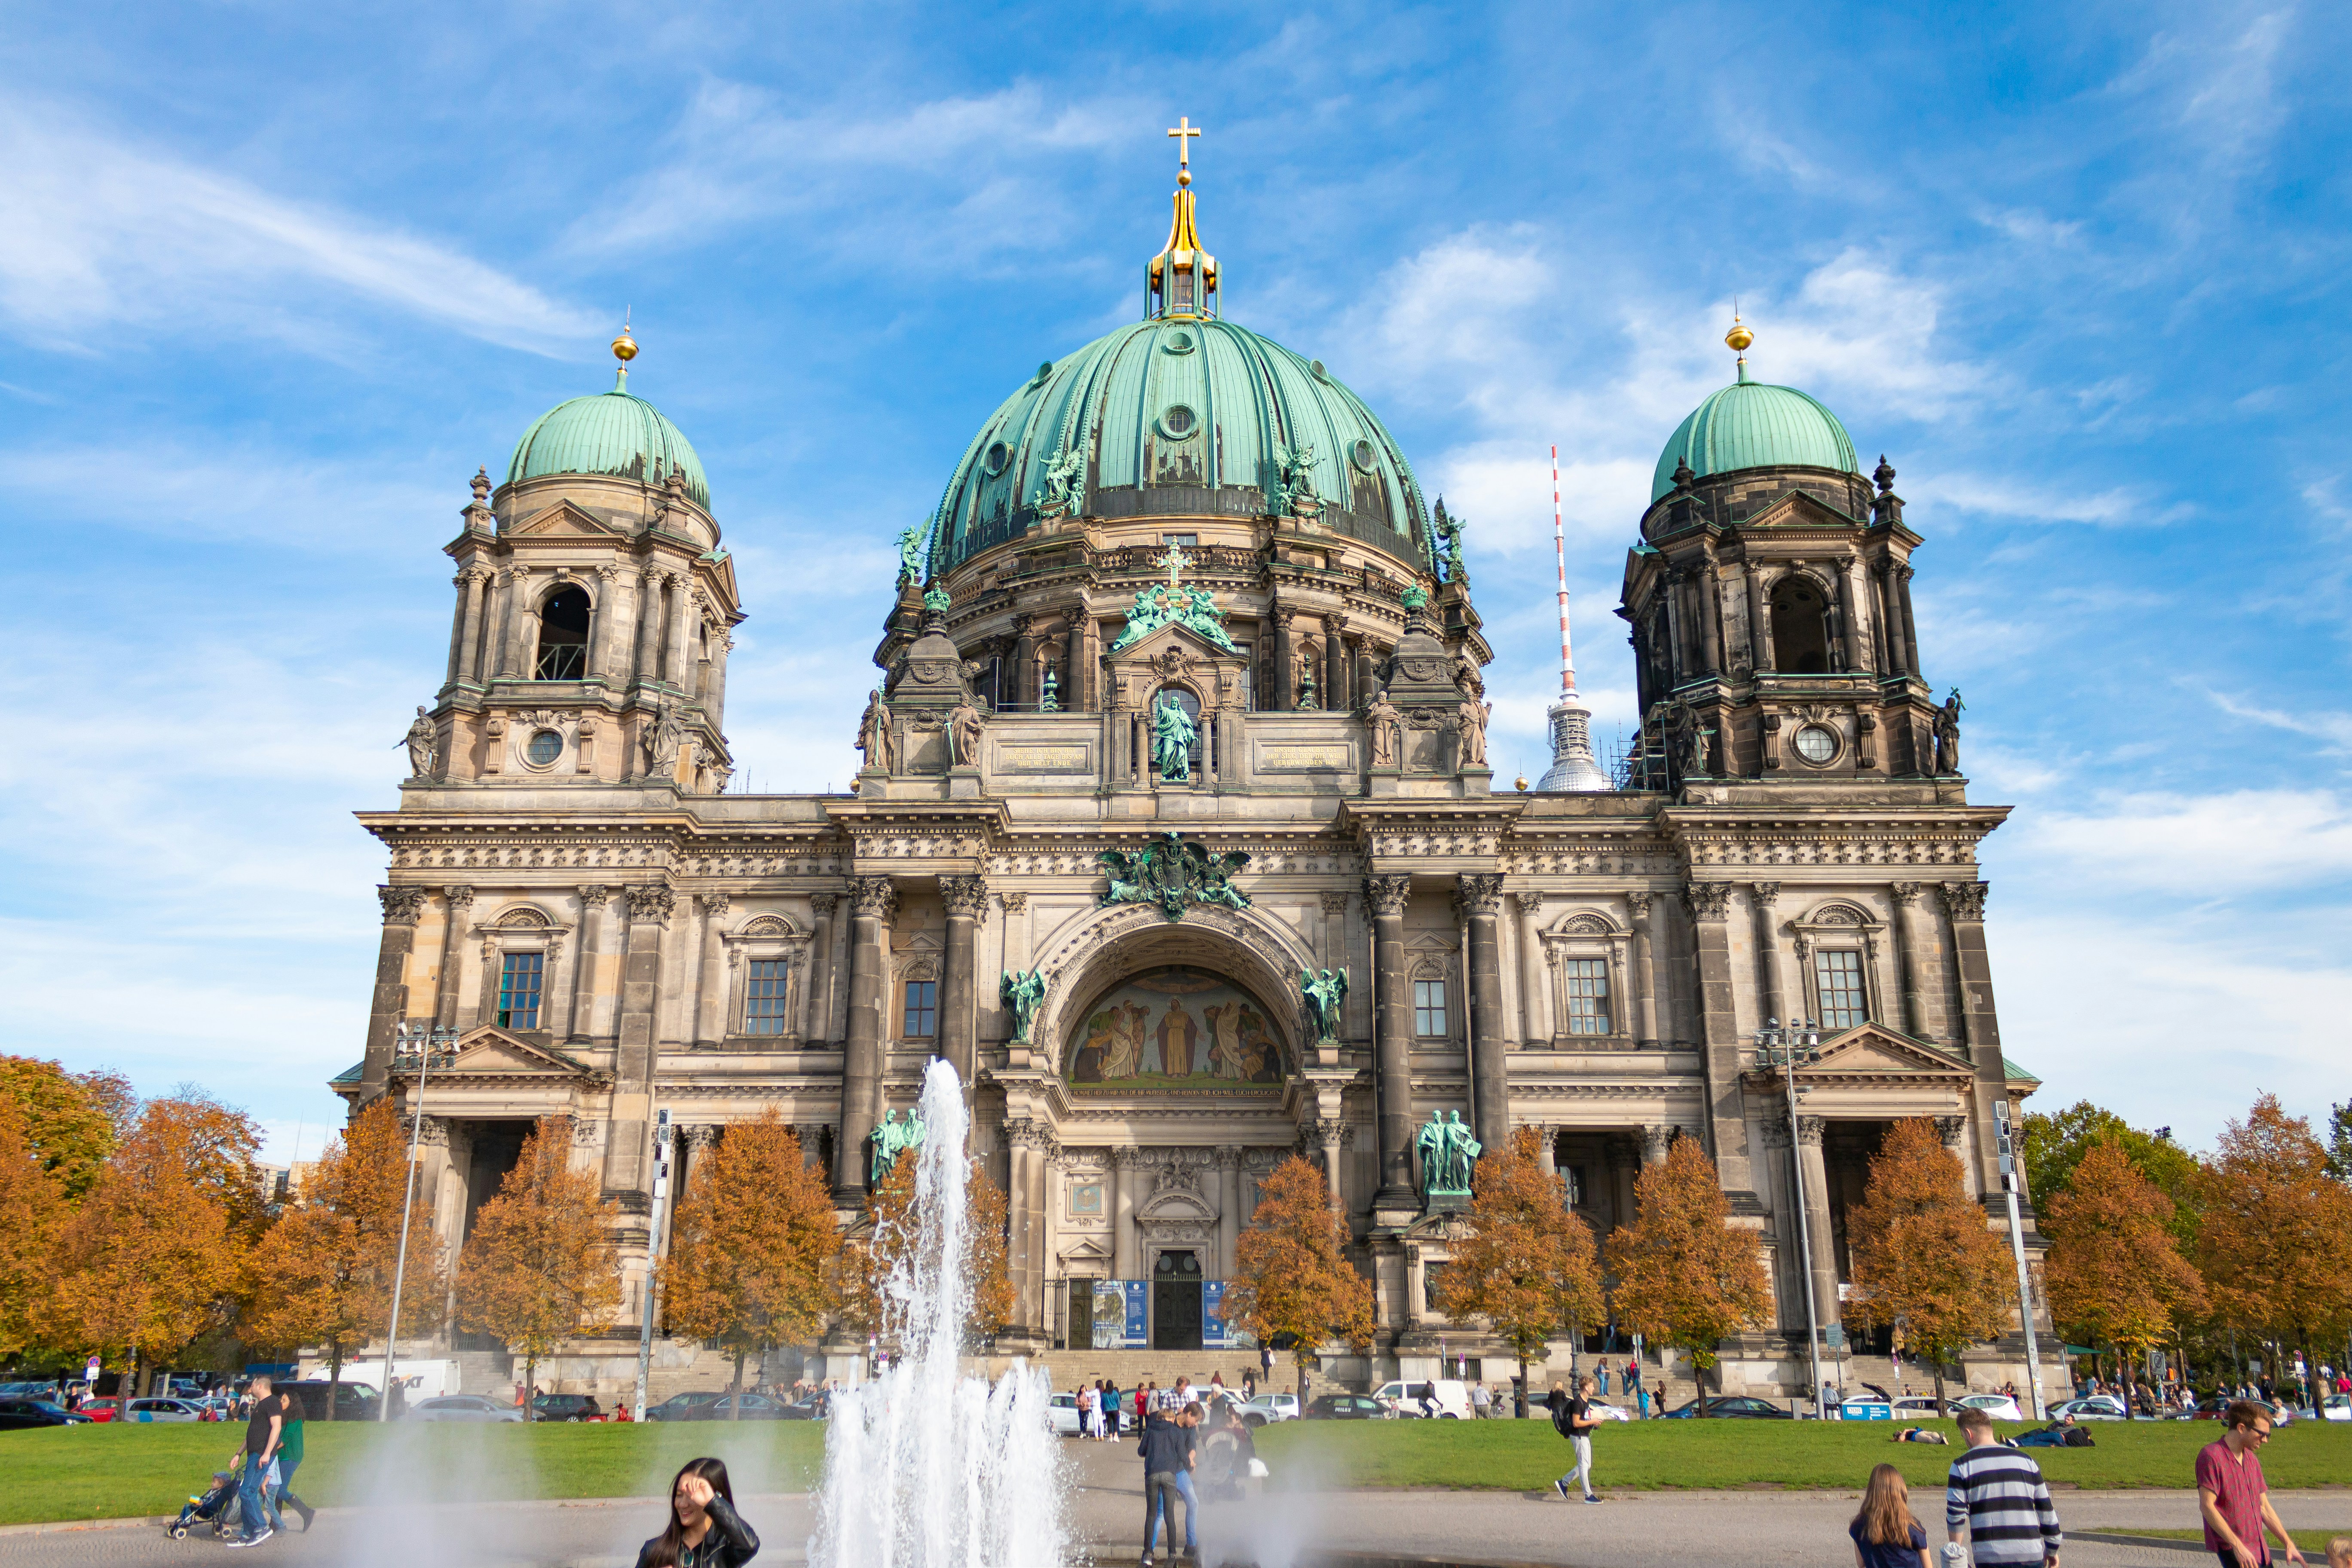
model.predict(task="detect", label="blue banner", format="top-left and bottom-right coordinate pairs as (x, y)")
top-left (1202, 1280), bottom-right (1226, 1345)
top-left (1123, 1280), bottom-right (1148, 1347)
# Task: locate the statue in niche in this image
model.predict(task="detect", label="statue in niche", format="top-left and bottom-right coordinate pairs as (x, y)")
top-left (1152, 692), bottom-right (1197, 782)
top-left (948, 694), bottom-right (983, 769)
top-left (855, 687), bottom-right (894, 773)
top-left (1040, 666), bottom-right (1060, 712)
top-left (1456, 696), bottom-right (1491, 768)
top-left (1299, 968), bottom-right (1348, 1044)
top-left (1454, 649), bottom-right (1485, 699)
top-left (1364, 688), bottom-right (1402, 769)
top-left (870, 1108), bottom-right (927, 1186)
top-left (1934, 689), bottom-right (1965, 775)
top-left (1001, 968), bottom-right (1045, 1044)
top-left (650, 702), bottom-right (684, 772)
top-left (1416, 1109), bottom-right (1482, 1203)
top-left (401, 706), bottom-right (438, 778)
top-left (1668, 700), bottom-right (1705, 779)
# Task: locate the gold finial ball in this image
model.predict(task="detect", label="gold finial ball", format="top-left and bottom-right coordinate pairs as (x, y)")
top-left (1177, 168), bottom-right (1191, 188)
top-left (1725, 318), bottom-right (1754, 353)
top-left (612, 327), bottom-right (639, 364)
top-left (1514, 775), bottom-right (1530, 793)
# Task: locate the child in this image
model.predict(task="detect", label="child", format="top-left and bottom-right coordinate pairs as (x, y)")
top-left (1850, 1462), bottom-right (1930, 1568)
top-left (2326, 1537), bottom-right (2349, 1568)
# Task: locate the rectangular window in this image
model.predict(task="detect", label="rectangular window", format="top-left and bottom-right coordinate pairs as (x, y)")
top-left (1413, 979), bottom-right (1449, 1038)
top-left (901, 978), bottom-right (938, 1039)
top-left (1161, 533), bottom-right (1199, 550)
top-left (1815, 949), bottom-right (1867, 1031)
top-left (1562, 958), bottom-right (1611, 1035)
top-left (743, 959), bottom-right (792, 1036)
top-left (495, 952), bottom-right (543, 1030)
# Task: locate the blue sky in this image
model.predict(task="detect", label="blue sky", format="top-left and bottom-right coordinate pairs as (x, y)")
top-left (3, 1), bottom-right (2346, 1166)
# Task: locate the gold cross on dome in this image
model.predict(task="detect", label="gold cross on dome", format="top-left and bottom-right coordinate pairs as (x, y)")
top-left (1153, 544), bottom-right (1193, 586)
top-left (1167, 116), bottom-right (1201, 176)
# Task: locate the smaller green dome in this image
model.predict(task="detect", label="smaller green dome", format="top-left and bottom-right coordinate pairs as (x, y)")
top-left (507, 377), bottom-right (710, 508)
top-left (1651, 371), bottom-right (1859, 501)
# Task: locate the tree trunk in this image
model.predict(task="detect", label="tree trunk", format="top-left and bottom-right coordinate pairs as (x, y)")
top-left (730, 1351), bottom-right (745, 1421)
top-left (326, 1346), bottom-right (343, 1421)
top-left (1932, 1363), bottom-right (1946, 1411)
top-left (1516, 1351), bottom-right (1528, 1419)
top-left (524, 1357), bottom-right (537, 1421)
top-left (2118, 1343), bottom-right (2134, 1420)
top-left (1693, 1351), bottom-right (1707, 1417)
top-left (131, 1349), bottom-right (143, 1406)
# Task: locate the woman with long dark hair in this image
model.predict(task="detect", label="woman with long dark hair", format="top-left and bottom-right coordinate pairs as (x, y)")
top-left (1847, 1462), bottom-right (1929, 1568)
top-left (636, 1457), bottom-right (760, 1568)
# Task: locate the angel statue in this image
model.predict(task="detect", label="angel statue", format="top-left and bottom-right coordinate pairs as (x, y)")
top-left (1152, 692), bottom-right (1197, 782)
top-left (1001, 968), bottom-right (1047, 1044)
top-left (1432, 498), bottom-right (1470, 585)
top-left (1271, 443), bottom-right (1320, 521)
top-left (1038, 444), bottom-right (1087, 521)
top-left (893, 524), bottom-right (926, 586)
top-left (1299, 968), bottom-right (1348, 1044)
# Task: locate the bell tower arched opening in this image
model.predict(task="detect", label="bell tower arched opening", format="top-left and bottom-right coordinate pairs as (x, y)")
top-left (534, 587), bottom-right (591, 680)
top-left (1769, 575), bottom-right (1832, 674)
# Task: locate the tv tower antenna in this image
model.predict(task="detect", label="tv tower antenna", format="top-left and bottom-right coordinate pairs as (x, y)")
top-left (1536, 444), bottom-right (1608, 792)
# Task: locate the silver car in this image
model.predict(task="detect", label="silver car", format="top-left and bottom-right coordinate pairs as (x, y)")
top-left (121, 1398), bottom-right (208, 1424)
top-left (411, 1394), bottom-right (524, 1423)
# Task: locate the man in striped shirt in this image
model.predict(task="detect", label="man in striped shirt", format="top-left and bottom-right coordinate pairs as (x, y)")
top-left (1947, 1406), bottom-right (2063, 1568)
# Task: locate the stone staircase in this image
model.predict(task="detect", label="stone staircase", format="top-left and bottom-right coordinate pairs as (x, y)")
top-left (980, 1349), bottom-right (1286, 1395)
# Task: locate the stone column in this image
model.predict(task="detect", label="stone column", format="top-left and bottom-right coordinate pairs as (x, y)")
top-left (803, 892), bottom-right (837, 1041)
top-left (1018, 1122), bottom-right (1052, 1332)
top-left (1324, 615), bottom-right (1348, 712)
top-left (1743, 563), bottom-right (1771, 674)
top-left (605, 883), bottom-right (674, 1196)
top-left (1660, 570), bottom-right (1688, 681)
top-left (1514, 891), bottom-right (1548, 1044)
top-left (433, 886), bottom-right (474, 1028)
top-left (1897, 567), bottom-right (1922, 677)
top-left (361, 887), bottom-right (427, 1101)
top-left (1008, 615), bottom-right (1035, 709)
top-left (1318, 891), bottom-right (1350, 971)
top-left (939, 875), bottom-right (987, 1089)
top-left (1795, 1116), bottom-right (1840, 1353)
top-left (692, 892), bottom-right (730, 1046)
top-left (1457, 873), bottom-right (1510, 1145)
top-left (1064, 617), bottom-right (1086, 713)
top-left (570, 887), bottom-right (609, 1041)
top-left (1640, 1124), bottom-right (1672, 1167)
top-left (588, 564), bottom-right (622, 681)
top-left (1696, 557), bottom-right (1724, 676)
top-left (1314, 1120), bottom-right (1347, 1210)
top-left (1273, 608), bottom-right (1296, 710)
top-left (1365, 874), bottom-right (1415, 1206)
top-left (1112, 1148), bottom-right (1139, 1279)
top-left (1876, 564), bottom-right (1912, 676)
top-left (837, 876), bottom-right (897, 1196)
top-left (500, 566), bottom-right (535, 679)
top-left (453, 567), bottom-right (490, 685)
top-left (1004, 1121), bottom-right (1038, 1323)
top-left (1837, 557), bottom-right (1866, 672)
top-left (445, 572), bottom-right (472, 686)
top-left (1940, 882), bottom-right (2009, 1195)
top-left (1216, 1147), bottom-right (1242, 1280)
top-left (634, 568), bottom-right (665, 686)
top-left (1890, 884), bottom-right (1932, 1040)
top-left (706, 631), bottom-right (731, 725)
top-left (1352, 637), bottom-right (1376, 710)
top-left (1749, 883), bottom-right (1784, 1025)
top-left (1081, 616), bottom-right (1101, 712)
top-left (1683, 881), bottom-right (1757, 1197)
top-left (1534, 1125), bottom-right (1557, 1179)
top-left (1627, 891), bottom-right (1660, 1046)
top-left (668, 579), bottom-right (696, 690)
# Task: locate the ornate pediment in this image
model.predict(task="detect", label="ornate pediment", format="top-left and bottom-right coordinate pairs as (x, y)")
top-left (1743, 486), bottom-right (1863, 532)
top-left (445, 1026), bottom-right (594, 1078)
top-left (506, 501), bottom-right (629, 540)
top-left (1792, 1022), bottom-right (1970, 1081)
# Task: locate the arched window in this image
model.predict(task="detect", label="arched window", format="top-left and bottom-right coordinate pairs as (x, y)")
top-left (1769, 576), bottom-right (1831, 674)
top-left (535, 588), bottom-right (591, 680)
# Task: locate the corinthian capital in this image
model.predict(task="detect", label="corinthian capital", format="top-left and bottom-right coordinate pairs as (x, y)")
top-left (1939, 881), bottom-right (1989, 922)
top-left (1683, 881), bottom-right (1733, 922)
top-left (940, 875), bottom-right (992, 918)
top-left (1362, 874), bottom-right (1412, 917)
top-left (379, 886), bottom-right (428, 925)
top-left (625, 884), bottom-right (675, 925)
top-left (1452, 873), bottom-right (1504, 918)
top-left (851, 876), bottom-right (898, 922)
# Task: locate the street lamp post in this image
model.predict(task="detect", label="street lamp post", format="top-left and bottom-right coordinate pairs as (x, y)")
top-left (1752, 1017), bottom-right (1827, 1420)
top-left (380, 1021), bottom-right (458, 1422)
top-left (1992, 1100), bottom-right (2048, 1420)
top-left (631, 1109), bottom-right (674, 1424)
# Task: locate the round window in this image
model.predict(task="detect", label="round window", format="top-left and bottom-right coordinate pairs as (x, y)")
top-left (526, 729), bottom-right (563, 766)
top-left (1161, 329), bottom-right (1195, 354)
top-left (1350, 438), bottom-right (1378, 473)
top-left (1157, 404), bottom-right (1199, 441)
top-left (1792, 725), bottom-right (1837, 764)
top-left (982, 440), bottom-right (1012, 477)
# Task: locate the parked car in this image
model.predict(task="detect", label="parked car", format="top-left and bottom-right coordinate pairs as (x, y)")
top-left (1047, 1393), bottom-right (1085, 1436)
top-left (2052, 1396), bottom-right (2130, 1422)
top-left (781, 1393), bottom-right (829, 1421)
top-left (0, 1399), bottom-right (91, 1431)
top-left (122, 1398), bottom-right (210, 1424)
top-left (694, 1393), bottom-right (790, 1421)
top-left (1891, 1397), bottom-right (1945, 1419)
top-left (275, 1380), bottom-right (382, 1422)
top-left (1663, 1395), bottom-right (1794, 1419)
top-left (2190, 1396), bottom-right (2291, 1426)
top-left (76, 1397), bottom-right (122, 1423)
top-left (1304, 1393), bottom-right (1390, 1421)
top-left (1239, 1393), bottom-right (1298, 1428)
top-left (412, 1394), bottom-right (524, 1424)
top-left (1371, 1379), bottom-right (1472, 1419)
top-left (1951, 1393), bottom-right (2024, 1422)
top-left (530, 1393), bottom-right (603, 1423)
top-left (646, 1392), bottom-right (726, 1423)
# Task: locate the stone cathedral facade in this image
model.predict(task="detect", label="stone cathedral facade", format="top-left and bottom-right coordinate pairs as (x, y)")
top-left (341, 164), bottom-right (2056, 1400)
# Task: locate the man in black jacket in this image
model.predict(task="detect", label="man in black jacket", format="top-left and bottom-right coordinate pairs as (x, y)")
top-left (1138, 1406), bottom-right (1195, 1565)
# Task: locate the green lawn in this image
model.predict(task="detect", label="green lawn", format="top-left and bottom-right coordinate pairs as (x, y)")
top-left (0, 1420), bottom-right (826, 1527)
top-left (1252, 1417), bottom-right (2352, 1494)
top-left (2107, 1530), bottom-right (2352, 1553)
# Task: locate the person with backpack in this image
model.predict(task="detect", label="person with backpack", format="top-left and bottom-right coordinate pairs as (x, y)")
top-left (1946, 1406), bottom-right (2061, 1568)
top-left (1551, 1374), bottom-right (1602, 1504)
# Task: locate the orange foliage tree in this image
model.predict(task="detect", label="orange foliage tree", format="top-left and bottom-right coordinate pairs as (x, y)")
top-left (0, 1056), bottom-right (136, 1203)
top-left (243, 1100), bottom-right (445, 1415)
top-left (1433, 1126), bottom-right (1604, 1406)
top-left (1225, 1156), bottom-right (1373, 1400)
top-left (664, 1113), bottom-right (838, 1415)
top-left (36, 1094), bottom-right (263, 1394)
top-left (835, 1148), bottom-right (1014, 1342)
top-left (0, 1096), bottom-right (61, 1358)
top-left (2194, 1095), bottom-right (2352, 1409)
top-left (1843, 1117), bottom-right (2014, 1406)
top-left (1605, 1136), bottom-right (1770, 1413)
top-left (2041, 1139), bottom-right (2207, 1417)
top-left (456, 1117), bottom-right (620, 1412)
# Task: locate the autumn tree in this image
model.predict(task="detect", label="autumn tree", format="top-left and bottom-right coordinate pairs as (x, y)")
top-left (0, 1056), bottom-right (135, 1203)
top-left (1433, 1127), bottom-right (1604, 1409)
top-left (1843, 1118), bottom-right (2014, 1406)
top-left (35, 1094), bottom-right (262, 1395)
top-left (1605, 1136), bottom-right (1770, 1415)
top-left (242, 1101), bottom-right (445, 1416)
top-left (834, 1150), bottom-right (1014, 1341)
top-left (1225, 1156), bottom-right (1374, 1400)
top-left (2195, 1096), bottom-right (2352, 1410)
top-left (0, 1096), bottom-right (61, 1358)
top-left (2325, 1100), bottom-right (2352, 1184)
top-left (2041, 1139), bottom-right (2207, 1416)
top-left (456, 1117), bottom-right (621, 1413)
top-left (664, 1113), bottom-right (837, 1416)
top-left (2023, 1100), bottom-right (2202, 1246)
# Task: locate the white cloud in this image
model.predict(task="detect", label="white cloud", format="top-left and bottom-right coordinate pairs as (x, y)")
top-left (0, 105), bottom-right (598, 353)
top-left (8, 444), bottom-right (454, 555)
top-left (2007, 787), bottom-right (2352, 896)
top-left (2202, 689), bottom-right (2352, 754)
top-left (1911, 471), bottom-right (2192, 527)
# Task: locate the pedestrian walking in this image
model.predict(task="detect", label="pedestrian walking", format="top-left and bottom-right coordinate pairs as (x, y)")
top-left (2198, 1400), bottom-right (2306, 1568)
top-left (1138, 1401), bottom-right (1195, 1566)
top-left (1080, 1382), bottom-right (1098, 1439)
top-left (1945, 1406), bottom-right (2062, 1568)
top-left (1596, 1364), bottom-right (1610, 1396)
top-left (268, 1390), bottom-right (316, 1533)
top-left (1851, 1463), bottom-right (1930, 1568)
top-left (1471, 1382), bottom-right (1491, 1418)
top-left (1550, 1374), bottom-right (1601, 1504)
top-left (635, 1457), bottom-right (759, 1568)
top-left (227, 1375), bottom-right (286, 1548)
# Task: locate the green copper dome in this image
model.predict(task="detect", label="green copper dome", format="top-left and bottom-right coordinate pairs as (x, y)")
top-left (506, 376), bottom-right (710, 508)
top-left (1651, 368), bottom-right (1860, 502)
top-left (927, 316), bottom-right (1430, 573)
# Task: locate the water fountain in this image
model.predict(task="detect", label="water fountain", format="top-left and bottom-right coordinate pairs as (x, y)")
top-left (813, 1059), bottom-right (1069, 1568)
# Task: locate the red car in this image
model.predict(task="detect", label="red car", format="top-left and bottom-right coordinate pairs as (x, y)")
top-left (77, 1398), bottom-right (122, 1423)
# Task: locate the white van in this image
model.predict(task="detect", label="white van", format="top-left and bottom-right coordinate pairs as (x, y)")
top-left (1373, 1378), bottom-right (1473, 1419)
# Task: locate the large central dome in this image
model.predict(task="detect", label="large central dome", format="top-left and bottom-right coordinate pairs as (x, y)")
top-left (926, 253), bottom-right (1430, 576)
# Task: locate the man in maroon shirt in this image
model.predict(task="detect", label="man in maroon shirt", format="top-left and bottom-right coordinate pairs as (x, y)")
top-left (2198, 1401), bottom-right (2305, 1568)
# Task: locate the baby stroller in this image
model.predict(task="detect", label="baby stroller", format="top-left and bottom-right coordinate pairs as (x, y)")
top-left (169, 1455), bottom-right (249, 1540)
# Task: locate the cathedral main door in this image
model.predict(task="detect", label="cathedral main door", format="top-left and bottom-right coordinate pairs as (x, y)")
top-left (1152, 1250), bottom-right (1203, 1350)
